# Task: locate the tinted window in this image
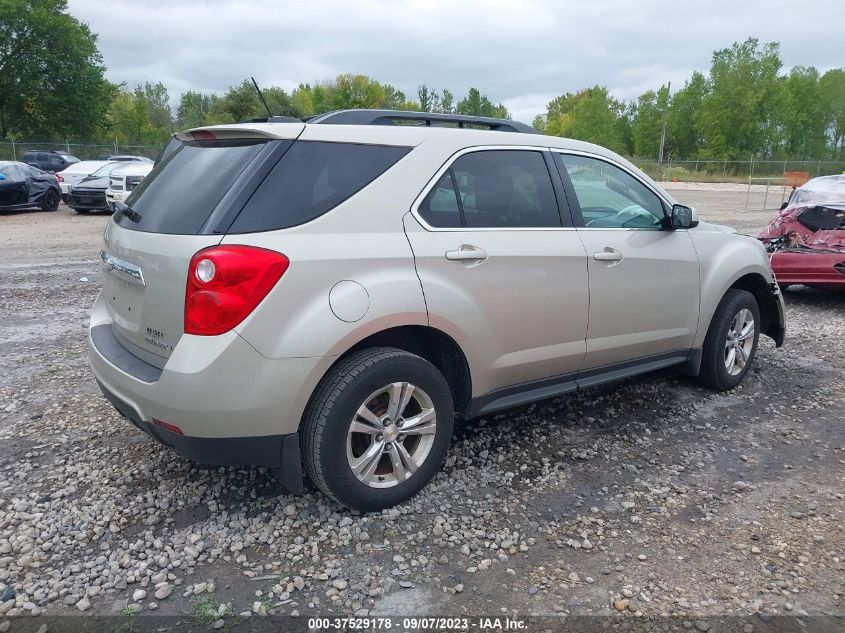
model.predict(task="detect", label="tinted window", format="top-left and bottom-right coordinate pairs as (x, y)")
top-left (228, 141), bottom-right (410, 233)
top-left (451, 150), bottom-right (560, 228)
top-left (418, 171), bottom-right (462, 228)
top-left (117, 139), bottom-right (267, 234)
top-left (557, 154), bottom-right (664, 228)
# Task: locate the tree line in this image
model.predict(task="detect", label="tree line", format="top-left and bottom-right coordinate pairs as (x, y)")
top-left (2, 1), bottom-right (843, 161)
top-left (533, 39), bottom-right (845, 161)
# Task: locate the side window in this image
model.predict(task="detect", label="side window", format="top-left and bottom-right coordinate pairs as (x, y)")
top-left (557, 154), bottom-right (665, 228)
top-left (229, 141), bottom-right (410, 233)
top-left (418, 171), bottom-right (462, 228)
top-left (453, 150), bottom-right (560, 228)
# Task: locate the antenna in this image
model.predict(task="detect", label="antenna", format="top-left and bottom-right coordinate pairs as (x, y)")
top-left (251, 77), bottom-right (273, 119)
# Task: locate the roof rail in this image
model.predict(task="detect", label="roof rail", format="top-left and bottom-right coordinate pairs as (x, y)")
top-left (307, 109), bottom-right (537, 134)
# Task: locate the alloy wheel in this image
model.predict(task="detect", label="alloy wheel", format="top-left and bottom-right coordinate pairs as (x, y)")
top-left (345, 382), bottom-right (437, 488)
top-left (724, 308), bottom-right (755, 376)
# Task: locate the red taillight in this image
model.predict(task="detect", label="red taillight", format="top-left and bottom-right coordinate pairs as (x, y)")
top-left (185, 245), bottom-right (289, 336)
top-left (56, 174), bottom-right (64, 182)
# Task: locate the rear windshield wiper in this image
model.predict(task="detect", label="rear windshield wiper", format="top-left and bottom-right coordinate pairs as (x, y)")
top-left (115, 201), bottom-right (142, 223)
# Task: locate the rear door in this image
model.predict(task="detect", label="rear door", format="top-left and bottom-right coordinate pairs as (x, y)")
top-left (0, 164), bottom-right (29, 206)
top-left (100, 128), bottom-right (302, 367)
top-left (553, 152), bottom-right (700, 370)
top-left (404, 147), bottom-right (589, 397)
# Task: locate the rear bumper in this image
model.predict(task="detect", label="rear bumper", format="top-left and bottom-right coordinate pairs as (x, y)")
top-left (87, 292), bottom-right (333, 469)
top-left (97, 377), bottom-right (286, 465)
top-left (97, 379), bottom-right (303, 492)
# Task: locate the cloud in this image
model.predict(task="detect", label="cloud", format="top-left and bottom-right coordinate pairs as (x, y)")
top-left (68, 0), bottom-right (843, 122)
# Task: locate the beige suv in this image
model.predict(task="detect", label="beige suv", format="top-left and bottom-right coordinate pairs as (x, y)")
top-left (88, 109), bottom-right (785, 511)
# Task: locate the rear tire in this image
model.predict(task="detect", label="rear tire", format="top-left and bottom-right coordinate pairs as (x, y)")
top-left (301, 348), bottom-right (454, 512)
top-left (41, 189), bottom-right (60, 212)
top-left (695, 289), bottom-right (760, 391)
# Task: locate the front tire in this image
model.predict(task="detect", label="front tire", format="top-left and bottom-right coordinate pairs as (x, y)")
top-left (695, 289), bottom-right (760, 391)
top-left (301, 348), bottom-right (454, 512)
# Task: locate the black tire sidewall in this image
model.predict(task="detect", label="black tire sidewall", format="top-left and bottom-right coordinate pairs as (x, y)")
top-left (43, 190), bottom-right (59, 212)
top-left (315, 354), bottom-right (453, 512)
top-left (705, 291), bottom-right (761, 390)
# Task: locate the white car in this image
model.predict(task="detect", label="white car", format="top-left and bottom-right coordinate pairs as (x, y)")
top-left (107, 162), bottom-right (154, 211)
top-left (57, 160), bottom-right (111, 199)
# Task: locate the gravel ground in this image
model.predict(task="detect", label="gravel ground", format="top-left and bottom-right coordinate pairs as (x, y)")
top-left (0, 186), bottom-right (843, 630)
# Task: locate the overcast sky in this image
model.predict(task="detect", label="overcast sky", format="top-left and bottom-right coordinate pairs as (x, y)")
top-left (67, 0), bottom-right (842, 122)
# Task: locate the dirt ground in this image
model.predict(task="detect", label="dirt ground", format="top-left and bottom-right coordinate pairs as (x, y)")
top-left (0, 184), bottom-right (842, 631)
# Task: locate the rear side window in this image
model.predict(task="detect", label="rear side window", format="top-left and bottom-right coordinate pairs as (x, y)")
top-left (118, 139), bottom-right (267, 234)
top-left (418, 150), bottom-right (561, 228)
top-left (228, 141), bottom-right (410, 233)
top-left (417, 171), bottom-right (462, 228)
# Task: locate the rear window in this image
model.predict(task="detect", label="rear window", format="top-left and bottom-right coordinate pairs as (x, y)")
top-left (227, 141), bottom-right (410, 233)
top-left (117, 139), bottom-right (268, 234)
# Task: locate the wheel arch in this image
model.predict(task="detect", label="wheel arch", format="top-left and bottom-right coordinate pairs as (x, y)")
top-left (311, 325), bottom-right (473, 419)
top-left (727, 273), bottom-right (783, 345)
top-left (698, 270), bottom-right (784, 348)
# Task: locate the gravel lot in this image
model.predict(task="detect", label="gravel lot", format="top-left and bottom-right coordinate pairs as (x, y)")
top-left (1, 184), bottom-right (843, 630)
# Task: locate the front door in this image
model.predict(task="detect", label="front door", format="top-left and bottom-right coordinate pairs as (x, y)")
top-left (554, 152), bottom-right (700, 371)
top-left (405, 148), bottom-right (589, 398)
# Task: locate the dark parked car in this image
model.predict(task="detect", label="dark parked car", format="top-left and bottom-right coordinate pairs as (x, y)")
top-left (0, 161), bottom-right (61, 211)
top-left (21, 150), bottom-right (80, 173)
top-left (66, 162), bottom-right (125, 214)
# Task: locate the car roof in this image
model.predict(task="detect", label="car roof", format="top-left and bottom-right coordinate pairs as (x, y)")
top-left (111, 162), bottom-right (155, 177)
top-left (60, 160), bottom-right (111, 172)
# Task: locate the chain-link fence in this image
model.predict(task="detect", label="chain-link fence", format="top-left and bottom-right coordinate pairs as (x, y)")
top-left (634, 158), bottom-right (845, 183)
top-left (0, 139), bottom-right (163, 162)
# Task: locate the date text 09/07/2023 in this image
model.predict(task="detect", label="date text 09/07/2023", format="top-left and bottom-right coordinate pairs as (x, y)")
top-left (308, 616), bottom-right (528, 630)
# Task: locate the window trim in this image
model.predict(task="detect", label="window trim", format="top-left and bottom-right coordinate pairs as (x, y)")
top-left (410, 145), bottom-right (576, 232)
top-left (551, 150), bottom-right (671, 231)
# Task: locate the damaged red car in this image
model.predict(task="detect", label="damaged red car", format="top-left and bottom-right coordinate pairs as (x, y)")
top-left (758, 175), bottom-right (845, 292)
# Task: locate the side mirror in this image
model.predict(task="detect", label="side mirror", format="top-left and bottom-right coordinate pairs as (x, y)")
top-left (667, 204), bottom-right (698, 229)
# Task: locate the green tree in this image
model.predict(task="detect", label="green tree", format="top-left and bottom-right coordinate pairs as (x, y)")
top-left (204, 79), bottom-right (298, 123)
top-left (697, 38), bottom-right (785, 159)
top-left (177, 91), bottom-right (218, 129)
top-left (106, 88), bottom-right (158, 145)
top-left (456, 88), bottom-right (509, 118)
top-left (439, 89), bottom-right (455, 114)
top-left (820, 68), bottom-right (845, 159)
top-left (417, 85), bottom-right (433, 112)
top-left (544, 87), bottom-right (628, 154)
top-left (0, 0), bottom-right (112, 139)
top-left (630, 85), bottom-right (669, 158)
top-left (665, 72), bottom-right (707, 159)
top-left (782, 67), bottom-right (827, 159)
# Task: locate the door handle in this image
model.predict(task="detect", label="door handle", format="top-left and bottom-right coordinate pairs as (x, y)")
top-left (593, 247), bottom-right (624, 263)
top-left (445, 244), bottom-right (488, 262)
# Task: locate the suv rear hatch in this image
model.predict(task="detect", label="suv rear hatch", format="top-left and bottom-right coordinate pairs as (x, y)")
top-left (100, 124), bottom-right (303, 367)
top-left (100, 122), bottom-right (412, 367)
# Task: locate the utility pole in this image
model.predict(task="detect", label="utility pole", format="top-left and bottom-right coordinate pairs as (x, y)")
top-left (658, 81), bottom-right (671, 166)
